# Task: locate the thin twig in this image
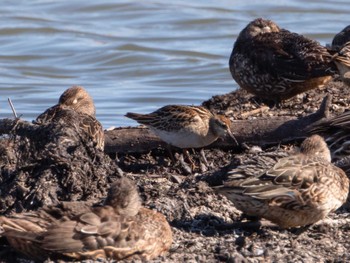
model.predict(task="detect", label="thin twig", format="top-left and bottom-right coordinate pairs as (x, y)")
top-left (7, 98), bottom-right (18, 118)
top-left (240, 106), bottom-right (270, 118)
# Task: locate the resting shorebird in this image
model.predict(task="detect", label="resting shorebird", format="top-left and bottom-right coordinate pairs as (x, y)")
top-left (332, 25), bottom-right (350, 50)
top-left (330, 42), bottom-right (350, 86)
top-left (229, 18), bottom-right (350, 102)
top-left (125, 105), bottom-right (237, 166)
top-left (0, 177), bottom-right (172, 261)
top-left (328, 25), bottom-right (350, 86)
top-left (215, 135), bottom-right (349, 228)
top-left (34, 86), bottom-right (104, 150)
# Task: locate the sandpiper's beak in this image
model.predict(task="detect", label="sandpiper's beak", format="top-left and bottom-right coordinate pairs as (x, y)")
top-left (227, 128), bottom-right (239, 146)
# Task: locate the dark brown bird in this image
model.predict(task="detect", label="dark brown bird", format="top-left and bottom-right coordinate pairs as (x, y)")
top-left (0, 177), bottom-right (173, 261)
top-left (34, 85), bottom-right (104, 150)
top-left (329, 25), bottom-right (350, 86)
top-left (229, 18), bottom-right (350, 102)
top-left (215, 135), bottom-right (349, 228)
top-left (331, 42), bottom-right (350, 86)
top-left (332, 25), bottom-right (350, 49)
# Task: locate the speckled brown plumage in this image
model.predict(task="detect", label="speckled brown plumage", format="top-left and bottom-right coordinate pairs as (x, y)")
top-left (331, 42), bottom-right (350, 86)
top-left (215, 135), bottom-right (349, 228)
top-left (125, 105), bottom-right (236, 148)
top-left (327, 25), bottom-right (350, 86)
top-left (0, 177), bottom-right (172, 261)
top-left (229, 18), bottom-right (350, 101)
top-left (35, 86), bottom-right (104, 150)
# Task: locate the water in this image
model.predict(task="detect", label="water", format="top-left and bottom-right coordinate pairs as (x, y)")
top-left (0, 0), bottom-right (349, 128)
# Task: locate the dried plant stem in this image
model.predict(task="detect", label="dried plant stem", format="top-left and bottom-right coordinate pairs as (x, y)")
top-left (7, 98), bottom-right (18, 118)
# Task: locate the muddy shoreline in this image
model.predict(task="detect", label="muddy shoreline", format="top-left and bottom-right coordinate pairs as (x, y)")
top-left (1, 80), bottom-right (350, 262)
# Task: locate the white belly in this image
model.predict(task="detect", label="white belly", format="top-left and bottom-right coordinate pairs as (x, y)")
top-left (151, 128), bottom-right (217, 149)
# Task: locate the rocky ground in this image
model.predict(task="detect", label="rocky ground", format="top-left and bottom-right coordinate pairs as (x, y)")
top-left (1, 79), bottom-right (350, 262)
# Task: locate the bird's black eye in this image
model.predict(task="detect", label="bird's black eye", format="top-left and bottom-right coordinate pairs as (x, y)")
top-left (216, 120), bottom-right (227, 129)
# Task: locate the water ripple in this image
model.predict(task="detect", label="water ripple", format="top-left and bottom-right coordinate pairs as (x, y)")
top-left (0, 0), bottom-right (350, 127)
